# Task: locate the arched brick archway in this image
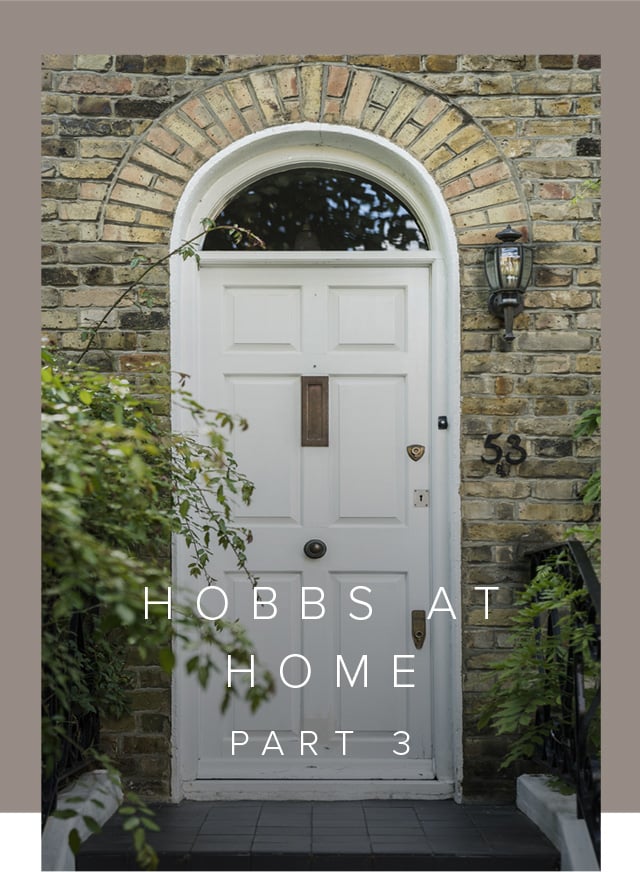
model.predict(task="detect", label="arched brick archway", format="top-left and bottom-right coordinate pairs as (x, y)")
top-left (100, 63), bottom-right (530, 247)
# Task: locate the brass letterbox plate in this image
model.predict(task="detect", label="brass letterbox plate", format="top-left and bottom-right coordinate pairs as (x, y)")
top-left (301, 376), bottom-right (329, 447)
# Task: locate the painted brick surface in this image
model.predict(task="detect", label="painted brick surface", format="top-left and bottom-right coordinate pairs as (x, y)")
top-left (41, 55), bottom-right (600, 803)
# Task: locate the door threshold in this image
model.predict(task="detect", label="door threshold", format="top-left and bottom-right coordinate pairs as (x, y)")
top-left (180, 779), bottom-right (455, 801)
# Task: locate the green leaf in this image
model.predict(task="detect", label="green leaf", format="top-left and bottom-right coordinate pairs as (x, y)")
top-left (123, 815), bottom-right (141, 831)
top-left (133, 827), bottom-right (146, 852)
top-left (141, 817), bottom-right (161, 832)
top-left (53, 808), bottom-right (78, 820)
top-left (158, 647), bottom-right (175, 673)
top-left (115, 602), bottom-right (136, 624)
top-left (129, 453), bottom-right (146, 479)
top-left (82, 815), bottom-right (102, 834)
top-left (68, 828), bottom-right (82, 855)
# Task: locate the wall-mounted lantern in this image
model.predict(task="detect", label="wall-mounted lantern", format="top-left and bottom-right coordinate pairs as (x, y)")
top-left (484, 225), bottom-right (533, 342)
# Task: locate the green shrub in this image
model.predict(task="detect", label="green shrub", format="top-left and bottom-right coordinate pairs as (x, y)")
top-left (42, 351), bottom-right (274, 867)
top-left (478, 404), bottom-right (601, 773)
top-left (478, 552), bottom-right (599, 770)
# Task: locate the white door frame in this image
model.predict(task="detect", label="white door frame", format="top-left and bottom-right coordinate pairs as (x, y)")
top-left (170, 123), bottom-right (462, 801)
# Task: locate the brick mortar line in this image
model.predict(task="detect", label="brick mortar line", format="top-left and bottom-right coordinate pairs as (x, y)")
top-left (197, 91), bottom-right (245, 141)
top-left (219, 82), bottom-right (255, 138)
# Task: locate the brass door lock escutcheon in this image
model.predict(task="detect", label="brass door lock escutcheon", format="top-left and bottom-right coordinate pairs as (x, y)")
top-left (406, 444), bottom-right (425, 462)
top-left (411, 609), bottom-right (426, 649)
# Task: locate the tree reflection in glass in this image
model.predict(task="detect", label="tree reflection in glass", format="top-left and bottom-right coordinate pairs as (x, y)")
top-left (203, 167), bottom-right (429, 251)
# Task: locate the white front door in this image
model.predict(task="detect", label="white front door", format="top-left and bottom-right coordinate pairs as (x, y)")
top-left (184, 254), bottom-right (447, 784)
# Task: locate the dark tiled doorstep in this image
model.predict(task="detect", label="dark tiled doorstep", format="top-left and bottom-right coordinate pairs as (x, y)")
top-left (251, 856), bottom-right (312, 871)
top-left (312, 839), bottom-right (373, 852)
top-left (312, 825), bottom-right (369, 833)
top-left (365, 825), bottom-right (425, 834)
top-left (77, 799), bottom-right (560, 871)
top-left (253, 841), bottom-right (313, 854)
top-left (192, 835), bottom-right (255, 851)
top-left (313, 817), bottom-right (367, 826)
top-left (311, 857), bottom-right (373, 871)
top-left (187, 859), bottom-right (252, 872)
top-left (197, 824), bottom-right (258, 836)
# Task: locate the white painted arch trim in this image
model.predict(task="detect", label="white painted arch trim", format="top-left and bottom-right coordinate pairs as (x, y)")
top-left (170, 122), bottom-right (463, 802)
top-left (170, 122), bottom-right (459, 259)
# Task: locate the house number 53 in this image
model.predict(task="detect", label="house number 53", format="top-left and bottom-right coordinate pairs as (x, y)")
top-left (481, 433), bottom-right (527, 476)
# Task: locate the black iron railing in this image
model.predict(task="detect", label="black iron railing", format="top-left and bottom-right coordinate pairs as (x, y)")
top-left (42, 606), bottom-right (101, 827)
top-left (528, 540), bottom-right (601, 863)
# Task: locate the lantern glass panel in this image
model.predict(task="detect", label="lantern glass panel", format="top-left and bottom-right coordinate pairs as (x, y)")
top-left (484, 248), bottom-right (500, 290)
top-left (498, 245), bottom-right (522, 289)
top-left (520, 246), bottom-right (533, 288)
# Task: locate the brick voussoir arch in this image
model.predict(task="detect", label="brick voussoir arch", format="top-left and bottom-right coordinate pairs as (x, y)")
top-left (100, 63), bottom-right (530, 246)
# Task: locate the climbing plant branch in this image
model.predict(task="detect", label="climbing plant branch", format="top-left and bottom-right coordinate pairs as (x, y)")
top-left (77, 218), bottom-right (264, 363)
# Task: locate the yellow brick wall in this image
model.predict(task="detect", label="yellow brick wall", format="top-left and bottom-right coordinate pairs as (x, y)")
top-left (42, 54), bottom-right (601, 801)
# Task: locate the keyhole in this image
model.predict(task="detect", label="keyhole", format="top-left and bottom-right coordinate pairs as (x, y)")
top-left (413, 490), bottom-right (429, 507)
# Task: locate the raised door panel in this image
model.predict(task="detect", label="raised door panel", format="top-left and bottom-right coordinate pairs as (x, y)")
top-left (331, 376), bottom-right (406, 524)
top-left (226, 376), bottom-right (301, 524)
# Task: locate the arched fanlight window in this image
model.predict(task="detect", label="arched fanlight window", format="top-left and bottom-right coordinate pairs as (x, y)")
top-left (202, 167), bottom-right (429, 251)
